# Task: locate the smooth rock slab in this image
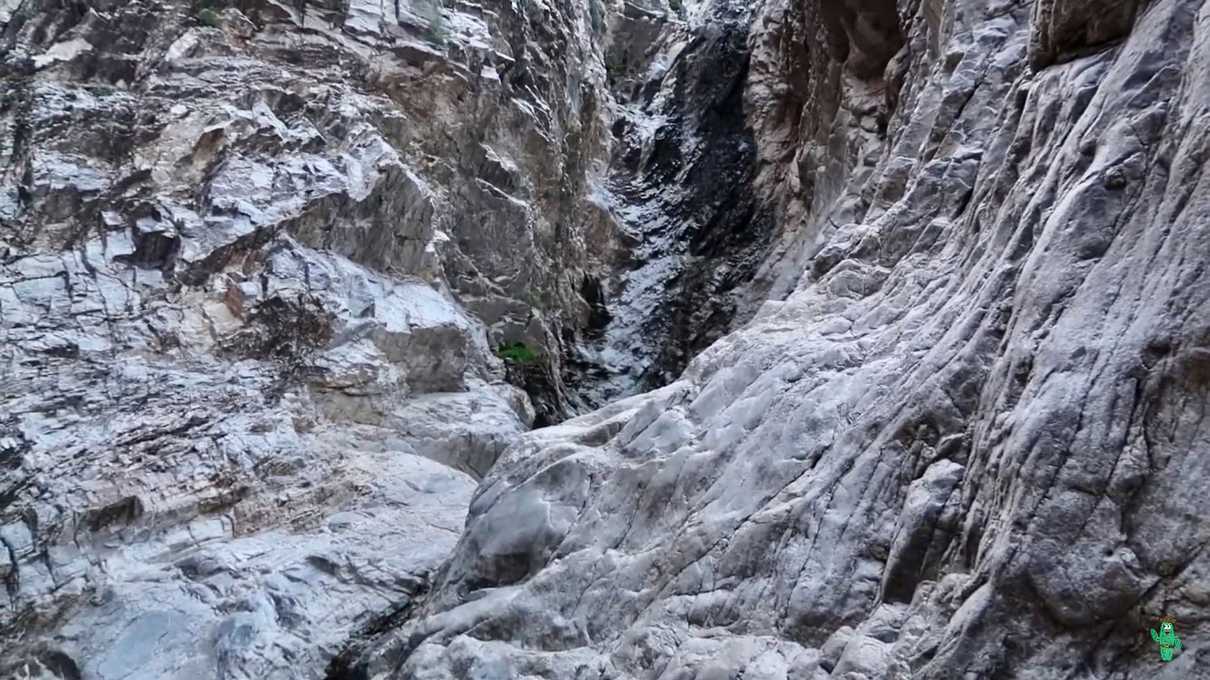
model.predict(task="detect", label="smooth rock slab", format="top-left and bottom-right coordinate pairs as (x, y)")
top-left (38, 453), bottom-right (475, 680)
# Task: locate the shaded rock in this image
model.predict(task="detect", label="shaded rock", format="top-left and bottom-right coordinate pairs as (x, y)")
top-left (1030, 0), bottom-right (1145, 68)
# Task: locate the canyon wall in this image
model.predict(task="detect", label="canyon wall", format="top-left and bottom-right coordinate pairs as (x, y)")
top-left (344, 0), bottom-right (1210, 678)
top-left (1, 0), bottom-right (615, 675)
top-left (3, 0), bottom-right (1210, 678)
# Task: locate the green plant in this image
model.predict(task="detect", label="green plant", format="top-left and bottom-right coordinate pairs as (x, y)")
top-left (496, 341), bottom-right (540, 364)
top-left (669, 0), bottom-right (683, 10)
top-left (197, 7), bottom-right (221, 27)
top-left (605, 60), bottom-right (620, 81)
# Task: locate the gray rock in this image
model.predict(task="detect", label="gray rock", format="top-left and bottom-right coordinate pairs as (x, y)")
top-left (0, 0), bottom-right (601, 674)
top-left (341, 0), bottom-right (1210, 678)
top-left (5, 0), bottom-right (1210, 678)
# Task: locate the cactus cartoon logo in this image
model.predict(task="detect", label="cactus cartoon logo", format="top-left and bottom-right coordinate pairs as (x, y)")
top-left (1149, 616), bottom-right (1182, 662)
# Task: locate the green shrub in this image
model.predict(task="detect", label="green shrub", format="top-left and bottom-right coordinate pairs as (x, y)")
top-left (496, 342), bottom-right (540, 364)
top-left (669, 0), bottom-right (682, 10)
top-left (197, 7), bottom-right (221, 27)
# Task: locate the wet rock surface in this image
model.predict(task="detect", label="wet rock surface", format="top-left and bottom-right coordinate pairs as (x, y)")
top-left (4, 0), bottom-right (1210, 679)
top-left (570, 1), bottom-right (778, 408)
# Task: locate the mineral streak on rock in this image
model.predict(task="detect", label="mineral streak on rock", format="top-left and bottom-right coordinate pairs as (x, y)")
top-left (3, 0), bottom-right (1210, 678)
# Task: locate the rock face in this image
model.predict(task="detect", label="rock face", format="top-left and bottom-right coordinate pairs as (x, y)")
top-left (4, 0), bottom-right (1210, 679)
top-left (338, 0), bottom-right (1210, 678)
top-left (0, 0), bottom-right (609, 676)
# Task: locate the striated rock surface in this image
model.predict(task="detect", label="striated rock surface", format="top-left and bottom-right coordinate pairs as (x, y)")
top-left (341, 0), bottom-right (1210, 678)
top-left (4, 0), bottom-right (1210, 678)
top-left (1, 0), bottom-right (633, 427)
top-left (0, 0), bottom-right (612, 676)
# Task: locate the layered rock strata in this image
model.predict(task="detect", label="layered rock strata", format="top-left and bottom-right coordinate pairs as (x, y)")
top-left (0, 0), bottom-right (616, 675)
